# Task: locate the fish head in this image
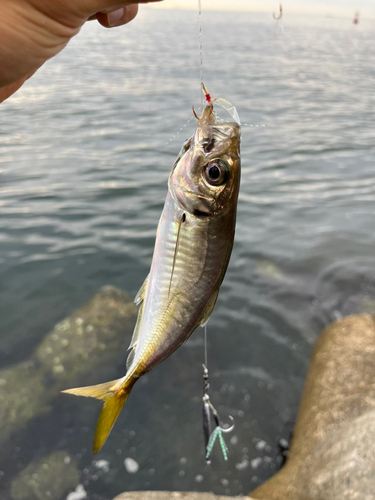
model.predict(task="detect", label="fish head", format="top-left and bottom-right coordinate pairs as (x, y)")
top-left (169, 103), bottom-right (241, 216)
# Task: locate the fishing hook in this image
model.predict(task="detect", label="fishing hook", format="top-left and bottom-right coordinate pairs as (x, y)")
top-left (202, 363), bottom-right (234, 463)
top-left (273, 4), bottom-right (283, 20)
top-left (220, 415), bottom-right (235, 433)
top-left (201, 83), bottom-right (212, 105)
top-left (192, 83), bottom-right (214, 121)
top-left (192, 106), bottom-right (201, 120)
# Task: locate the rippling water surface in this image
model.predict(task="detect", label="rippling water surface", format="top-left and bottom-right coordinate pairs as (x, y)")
top-left (1, 9), bottom-right (375, 499)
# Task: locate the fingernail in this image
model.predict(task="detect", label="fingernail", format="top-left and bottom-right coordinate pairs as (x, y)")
top-left (108, 8), bottom-right (124, 26)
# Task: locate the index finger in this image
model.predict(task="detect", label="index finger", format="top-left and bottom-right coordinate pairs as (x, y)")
top-left (79, 0), bottom-right (162, 18)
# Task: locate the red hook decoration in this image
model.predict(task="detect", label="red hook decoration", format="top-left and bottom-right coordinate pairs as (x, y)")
top-left (202, 83), bottom-right (212, 105)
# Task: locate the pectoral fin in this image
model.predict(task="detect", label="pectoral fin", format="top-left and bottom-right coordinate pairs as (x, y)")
top-left (168, 213), bottom-right (185, 298)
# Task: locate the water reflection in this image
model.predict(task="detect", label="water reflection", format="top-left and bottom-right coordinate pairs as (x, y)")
top-left (0, 9), bottom-right (375, 500)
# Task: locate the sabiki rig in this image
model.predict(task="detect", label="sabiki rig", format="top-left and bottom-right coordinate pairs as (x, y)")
top-left (63, 86), bottom-right (241, 454)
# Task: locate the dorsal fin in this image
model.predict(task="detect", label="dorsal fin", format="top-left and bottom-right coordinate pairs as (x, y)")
top-left (134, 274), bottom-right (149, 306)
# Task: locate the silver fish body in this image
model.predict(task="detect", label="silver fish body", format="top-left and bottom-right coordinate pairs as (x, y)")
top-left (132, 122), bottom-right (241, 373)
top-left (63, 101), bottom-right (241, 453)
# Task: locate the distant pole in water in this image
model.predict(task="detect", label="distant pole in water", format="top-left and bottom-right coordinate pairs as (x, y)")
top-left (353, 10), bottom-right (359, 24)
top-left (273, 4), bottom-right (283, 21)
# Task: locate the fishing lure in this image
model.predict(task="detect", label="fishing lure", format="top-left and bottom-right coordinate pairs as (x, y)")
top-left (202, 362), bottom-right (234, 463)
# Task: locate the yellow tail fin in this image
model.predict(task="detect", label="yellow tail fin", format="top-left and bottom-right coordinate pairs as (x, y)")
top-left (62, 377), bottom-right (136, 453)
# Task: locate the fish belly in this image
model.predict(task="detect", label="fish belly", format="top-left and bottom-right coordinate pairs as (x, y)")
top-left (131, 193), bottom-right (234, 374)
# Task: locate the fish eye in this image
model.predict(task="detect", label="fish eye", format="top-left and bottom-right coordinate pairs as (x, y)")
top-left (204, 159), bottom-right (229, 186)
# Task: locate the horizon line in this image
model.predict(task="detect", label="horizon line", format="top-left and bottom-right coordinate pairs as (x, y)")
top-left (143, 4), bottom-right (375, 21)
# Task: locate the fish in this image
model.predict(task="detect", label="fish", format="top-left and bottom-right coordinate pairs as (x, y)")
top-left (63, 92), bottom-right (241, 453)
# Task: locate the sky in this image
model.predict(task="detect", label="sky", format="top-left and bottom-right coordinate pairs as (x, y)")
top-left (146, 0), bottom-right (375, 18)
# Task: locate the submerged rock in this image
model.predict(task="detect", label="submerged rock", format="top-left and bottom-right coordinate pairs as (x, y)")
top-left (35, 285), bottom-right (137, 387)
top-left (250, 314), bottom-right (375, 500)
top-left (7, 289), bottom-right (375, 500)
top-left (0, 286), bottom-right (137, 447)
top-left (0, 360), bottom-right (51, 446)
top-left (10, 451), bottom-right (79, 500)
top-left (253, 261), bottom-right (285, 282)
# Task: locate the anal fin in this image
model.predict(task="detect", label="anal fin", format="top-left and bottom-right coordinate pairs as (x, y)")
top-left (199, 289), bottom-right (220, 327)
top-left (127, 300), bottom-right (144, 370)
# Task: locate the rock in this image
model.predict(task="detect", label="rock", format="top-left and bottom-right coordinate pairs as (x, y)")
top-left (253, 261), bottom-right (285, 282)
top-left (250, 314), bottom-right (375, 500)
top-left (0, 286), bottom-right (137, 446)
top-left (0, 360), bottom-right (51, 445)
top-left (10, 451), bottom-right (79, 500)
top-left (35, 285), bottom-right (137, 386)
top-left (8, 293), bottom-right (375, 500)
top-left (112, 493), bottom-right (246, 500)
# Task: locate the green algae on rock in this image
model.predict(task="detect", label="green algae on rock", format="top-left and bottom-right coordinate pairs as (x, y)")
top-left (0, 360), bottom-right (51, 446)
top-left (0, 286), bottom-right (137, 447)
top-left (35, 285), bottom-right (137, 386)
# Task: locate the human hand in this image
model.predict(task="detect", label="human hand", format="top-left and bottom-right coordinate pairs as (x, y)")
top-left (0, 0), bottom-right (162, 103)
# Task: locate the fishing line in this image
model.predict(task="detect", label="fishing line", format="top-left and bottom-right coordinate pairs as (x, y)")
top-left (199, 1), bottom-right (210, 439)
top-left (165, 118), bottom-right (266, 145)
top-left (196, 0), bottom-right (236, 464)
top-left (165, 0), bottom-right (266, 146)
top-left (198, 0), bottom-right (204, 106)
top-left (204, 323), bottom-right (208, 370)
top-left (164, 111), bottom-right (199, 145)
top-left (164, 0), bottom-right (204, 146)
top-left (202, 322), bottom-right (234, 463)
